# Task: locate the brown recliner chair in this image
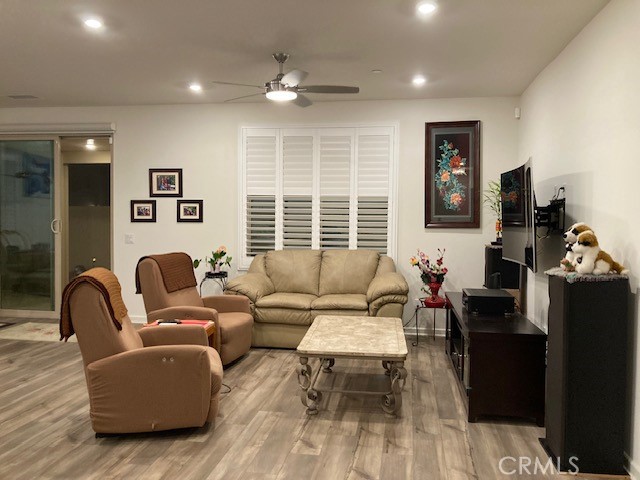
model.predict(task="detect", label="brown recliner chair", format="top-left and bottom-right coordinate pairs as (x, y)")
top-left (137, 257), bottom-right (253, 365)
top-left (69, 282), bottom-right (223, 434)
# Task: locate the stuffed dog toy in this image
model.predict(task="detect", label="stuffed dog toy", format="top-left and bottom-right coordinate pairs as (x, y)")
top-left (571, 230), bottom-right (628, 275)
top-left (560, 222), bottom-right (593, 271)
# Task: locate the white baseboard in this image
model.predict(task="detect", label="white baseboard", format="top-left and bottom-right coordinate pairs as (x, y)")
top-left (403, 325), bottom-right (447, 338)
top-left (624, 452), bottom-right (637, 479)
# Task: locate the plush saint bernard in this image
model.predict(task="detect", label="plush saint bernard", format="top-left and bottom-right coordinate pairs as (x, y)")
top-left (560, 222), bottom-right (593, 271)
top-left (571, 230), bottom-right (628, 275)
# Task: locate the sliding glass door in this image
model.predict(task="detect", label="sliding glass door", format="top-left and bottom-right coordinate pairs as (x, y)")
top-left (0, 140), bottom-right (57, 313)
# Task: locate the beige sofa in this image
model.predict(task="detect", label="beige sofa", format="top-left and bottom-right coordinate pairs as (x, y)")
top-left (225, 249), bottom-right (409, 348)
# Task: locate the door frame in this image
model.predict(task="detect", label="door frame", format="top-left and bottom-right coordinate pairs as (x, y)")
top-left (61, 137), bottom-right (113, 284)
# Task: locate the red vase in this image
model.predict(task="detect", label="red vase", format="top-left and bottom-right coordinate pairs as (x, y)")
top-left (428, 282), bottom-right (442, 301)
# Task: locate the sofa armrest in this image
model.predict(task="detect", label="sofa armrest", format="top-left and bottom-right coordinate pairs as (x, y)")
top-left (225, 273), bottom-right (275, 303)
top-left (86, 345), bottom-right (213, 433)
top-left (138, 324), bottom-right (208, 347)
top-left (203, 294), bottom-right (251, 314)
top-left (146, 306), bottom-right (220, 351)
top-left (366, 272), bottom-right (409, 303)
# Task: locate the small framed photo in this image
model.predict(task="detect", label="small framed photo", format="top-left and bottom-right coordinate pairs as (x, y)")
top-left (131, 200), bottom-right (156, 223)
top-left (149, 168), bottom-right (183, 197)
top-left (177, 200), bottom-right (203, 223)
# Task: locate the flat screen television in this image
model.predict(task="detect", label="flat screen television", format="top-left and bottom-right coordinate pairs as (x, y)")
top-left (501, 158), bottom-right (536, 272)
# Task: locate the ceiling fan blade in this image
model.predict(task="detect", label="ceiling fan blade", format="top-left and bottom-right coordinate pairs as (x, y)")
top-left (281, 69), bottom-right (308, 87)
top-left (224, 93), bottom-right (265, 103)
top-left (299, 85), bottom-right (359, 94)
top-left (212, 81), bottom-right (264, 89)
top-left (294, 94), bottom-right (312, 108)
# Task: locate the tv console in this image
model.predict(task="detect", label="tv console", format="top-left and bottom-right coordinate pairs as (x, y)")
top-left (445, 291), bottom-right (546, 424)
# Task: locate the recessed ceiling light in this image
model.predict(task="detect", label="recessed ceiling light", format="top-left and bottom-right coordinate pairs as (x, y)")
top-left (371, 69), bottom-right (383, 74)
top-left (416, 2), bottom-right (437, 16)
top-left (189, 83), bottom-right (203, 93)
top-left (84, 18), bottom-right (103, 29)
top-left (412, 75), bottom-right (427, 87)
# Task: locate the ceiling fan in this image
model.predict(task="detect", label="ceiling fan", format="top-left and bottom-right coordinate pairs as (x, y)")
top-left (213, 53), bottom-right (359, 107)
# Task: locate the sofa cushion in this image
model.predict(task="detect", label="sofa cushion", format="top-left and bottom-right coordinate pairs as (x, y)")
top-left (265, 250), bottom-right (322, 295)
top-left (255, 307), bottom-right (313, 326)
top-left (319, 250), bottom-right (380, 296)
top-left (255, 292), bottom-right (317, 310)
top-left (311, 294), bottom-right (368, 311)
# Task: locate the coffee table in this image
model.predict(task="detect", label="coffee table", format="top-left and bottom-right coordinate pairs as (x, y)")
top-left (296, 315), bottom-right (408, 416)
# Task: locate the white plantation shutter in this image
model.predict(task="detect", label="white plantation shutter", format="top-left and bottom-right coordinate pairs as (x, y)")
top-left (357, 130), bottom-right (392, 253)
top-left (240, 126), bottom-right (396, 269)
top-left (282, 134), bottom-right (313, 249)
top-left (319, 133), bottom-right (353, 249)
top-left (244, 130), bottom-right (277, 257)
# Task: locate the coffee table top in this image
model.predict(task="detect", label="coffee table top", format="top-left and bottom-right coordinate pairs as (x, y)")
top-left (297, 315), bottom-right (407, 360)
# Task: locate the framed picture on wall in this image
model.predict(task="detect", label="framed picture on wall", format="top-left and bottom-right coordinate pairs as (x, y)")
top-left (177, 200), bottom-right (203, 223)
top-left (425, 120), bottom-right (481, 228)
top-left (130, 200), bottom-right (156, 222)
top-left (149, 168), bottom-right (183, 197)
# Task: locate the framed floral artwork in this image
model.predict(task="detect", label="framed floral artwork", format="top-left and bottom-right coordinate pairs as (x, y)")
top-left (149, 168), bottom-right (183, 197)
top-left (130, 200), bottom-right (156, 223)
top-left (177, 200), bottom-right (203, 223)
top-left (424, 121), bottom-right (481, 228)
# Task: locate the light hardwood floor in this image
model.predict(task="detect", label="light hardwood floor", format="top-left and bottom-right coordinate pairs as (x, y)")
top-left (0, 321), bottom-right (567, 480)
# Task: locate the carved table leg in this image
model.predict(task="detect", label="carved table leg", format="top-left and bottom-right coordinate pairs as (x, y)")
top-left (298, 356), bottom-right (323, 415)
top-left (298, 357), bottom-right (312, 407)
top-left (382, 361), bottom-right (407, 416)
top-left (322, 358), bottom-right (335, 373)
top-left (382, 360), bottom-right (392, 376)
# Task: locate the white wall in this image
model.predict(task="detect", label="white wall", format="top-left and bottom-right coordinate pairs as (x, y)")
top-left (518, 0), bottom-right (640, 474)
top-left (0, 97), bottom-right (519, 330)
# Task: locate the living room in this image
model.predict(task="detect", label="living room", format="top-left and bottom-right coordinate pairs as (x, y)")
top-left (1, 0), bottom-right (638, 478)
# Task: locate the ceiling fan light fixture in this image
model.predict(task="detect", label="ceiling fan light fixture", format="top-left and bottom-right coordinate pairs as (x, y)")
top-left (266, 89), bottom-right (297, 102)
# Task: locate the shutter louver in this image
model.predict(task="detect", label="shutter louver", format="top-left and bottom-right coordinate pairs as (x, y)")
top-left (282, 135), bottom-right (313, 249)
top-left (319, 135), bottom-right (351, 249)
top-left (357, 133), bottom-right (391, 253)
top-left (245, 134), bottom-right (276, 256)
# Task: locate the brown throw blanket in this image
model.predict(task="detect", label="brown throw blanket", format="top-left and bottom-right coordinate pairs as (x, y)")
top-left (135, 252), bottom-right (197, 294)
top-left (60, 267), bottom-right (128, 341)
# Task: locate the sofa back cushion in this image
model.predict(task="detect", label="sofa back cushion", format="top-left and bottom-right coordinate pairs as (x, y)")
top-left (319, 250), bottom-right (380, 296)
top-left (264, 250), bottom-right (322, 295)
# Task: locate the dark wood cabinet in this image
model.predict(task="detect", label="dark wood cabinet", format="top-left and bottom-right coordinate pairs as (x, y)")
top-left (541, 272), bottom-right (629, 475)
top-left (445, 292), bottom-right (546, 424)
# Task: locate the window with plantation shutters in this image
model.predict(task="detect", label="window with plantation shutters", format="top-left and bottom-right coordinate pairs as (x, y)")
top-left (240, 125), bottom-right (397, 269)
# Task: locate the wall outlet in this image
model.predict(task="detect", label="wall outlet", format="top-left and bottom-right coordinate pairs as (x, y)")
top-left (125, 233), bottom-right (135, 244)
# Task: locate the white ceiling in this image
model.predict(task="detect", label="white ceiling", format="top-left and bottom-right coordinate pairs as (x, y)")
top-left (0, 0), bottom-right (608, 108)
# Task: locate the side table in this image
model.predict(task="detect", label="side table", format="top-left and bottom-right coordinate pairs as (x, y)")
top-left (414, 296), bottom-right (449, 342)
top-left (199, 271), bottom-right (228, 295)
top-left (144, 319), bottom-right (217, 348)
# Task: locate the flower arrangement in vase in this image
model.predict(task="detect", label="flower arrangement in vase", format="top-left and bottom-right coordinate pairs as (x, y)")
top-left (193, 246), bottom-right (232, 273)
top-left (410, 248), bottom-right (448, 300)
top-left (483, 179), bottom-right (502, 244)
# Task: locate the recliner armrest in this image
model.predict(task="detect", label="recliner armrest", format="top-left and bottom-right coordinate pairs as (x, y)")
top-left (203, 294), bottom-right (251, 314)
top-left (366, 272), bottom-right (409, 303)
top-left (225, 273), bottom-right (275, 303)
top-left (85, 345), bottom-right (214, 433)
top-left (138, 324), bottom-right (208, 347)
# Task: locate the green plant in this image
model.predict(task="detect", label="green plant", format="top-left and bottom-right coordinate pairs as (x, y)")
top-left (483, 180), bottom-right (502, 220)
top-left (193, 245), bottom-right (232, 270)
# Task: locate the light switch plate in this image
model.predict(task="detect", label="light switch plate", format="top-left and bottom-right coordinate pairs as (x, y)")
top-left (125, 233), bottom-right (135, 244)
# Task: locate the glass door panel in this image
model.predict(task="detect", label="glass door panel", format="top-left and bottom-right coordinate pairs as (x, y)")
top-left (0, 140), bottom-right (56, 311)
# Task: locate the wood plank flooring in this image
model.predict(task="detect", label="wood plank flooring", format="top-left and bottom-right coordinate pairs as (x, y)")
top-left (0, 322), bottom-right (567, 480)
